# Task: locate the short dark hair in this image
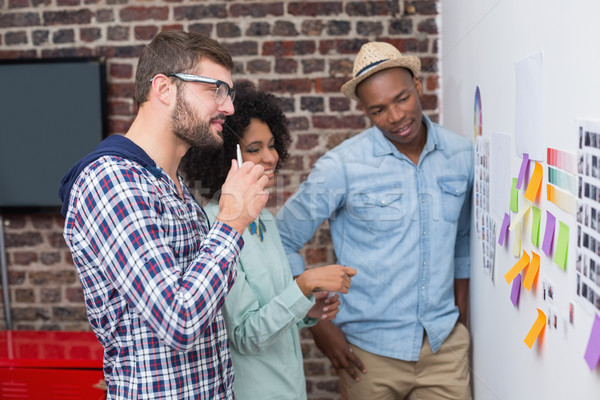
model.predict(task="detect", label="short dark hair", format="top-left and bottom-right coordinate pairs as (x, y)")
top-left (134, 31), bottom-right (233, 106)
top-left (180, 81), bottom-right (291, 199)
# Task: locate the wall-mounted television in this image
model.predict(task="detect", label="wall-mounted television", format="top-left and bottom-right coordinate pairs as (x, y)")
top-left (0, 58), bottom-right (107, 210)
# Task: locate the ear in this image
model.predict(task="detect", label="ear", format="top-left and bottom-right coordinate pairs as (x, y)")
top-left (413, 76), bottom-right (423, 96)
top-left (149, 74), bottom-right (175, 106)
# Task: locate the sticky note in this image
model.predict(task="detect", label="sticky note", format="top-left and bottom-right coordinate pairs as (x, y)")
top-left (510, 273), bottom-right (522, 307)
top-left (542, 211), bottom-right (556, 256)
top-left (498, 213), bottom-right (510, 246)
top-left (523, 251), bottom-right (540, 291)
top-left (524, 308), bottom-right (546, 349)
top-left (531, 206), bottom-right (541, 247)
top-left (554, 221), bottom-right (569, 270)
top-left (524, 162), bottom-right (543, 202)
top-left (511, 204), bottom-right (531, 228)
top-left (512, 220), bottom-right (523, 257)
top-left (584, 314), bottom-right (600, 371)
top-left (510, 178), bottom-right (519, 213)
top-left (516, 153), bottom-right (529, 190)
top-left (505, 250), bottom-right (530, 284)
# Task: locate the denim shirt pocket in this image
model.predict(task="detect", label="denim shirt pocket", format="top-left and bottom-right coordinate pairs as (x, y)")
top-left (437, 175), bottom-right (468, 222)
top-left (350, 184), bottom-right (406, 233)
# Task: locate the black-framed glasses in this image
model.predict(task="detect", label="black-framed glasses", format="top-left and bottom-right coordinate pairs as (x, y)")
top-left (161, 73), bottom-right (235, 105)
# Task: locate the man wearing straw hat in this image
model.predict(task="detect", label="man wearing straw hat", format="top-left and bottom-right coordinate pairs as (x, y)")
top-left (277, 41), bottom-right (473, 399)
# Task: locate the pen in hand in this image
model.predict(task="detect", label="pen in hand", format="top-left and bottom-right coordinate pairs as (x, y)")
top-left (236, 144), bottom-right (243, 167)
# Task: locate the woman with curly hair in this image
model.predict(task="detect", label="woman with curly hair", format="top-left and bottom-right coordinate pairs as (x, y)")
top-left (180, 81), bottom-right (356, 400)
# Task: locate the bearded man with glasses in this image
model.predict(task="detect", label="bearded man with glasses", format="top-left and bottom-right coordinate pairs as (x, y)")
top-left (59, 31), bottom-right (268, 400)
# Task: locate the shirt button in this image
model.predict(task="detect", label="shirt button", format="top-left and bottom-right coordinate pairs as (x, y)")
top-left (421, 286), bottom-right (425, 290)
top-left (421, 198), bottom-right (426, 203)
top-left (422, 231), bottom-right (427, 236)
top-left (423, 262), bottom-right (427, 266)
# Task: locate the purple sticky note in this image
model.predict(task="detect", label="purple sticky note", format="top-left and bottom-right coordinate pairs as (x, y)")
top-left (498, 213), bottom-right (510, 246)
top-left (516, 153), bottom-right (530, 190)
top-left (542, 211), bottom-right (556, 256)
top-left (584, 314), bottom-right (600, 371)
top-left (510, 273), bottom-right (522, 307)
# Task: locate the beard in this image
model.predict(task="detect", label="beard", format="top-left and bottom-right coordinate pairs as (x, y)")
top-left (171, 90), bottom-right (223, 151)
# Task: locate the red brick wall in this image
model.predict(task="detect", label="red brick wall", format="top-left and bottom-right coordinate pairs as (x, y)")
top-left (0, 1), bottom-right (439, 397)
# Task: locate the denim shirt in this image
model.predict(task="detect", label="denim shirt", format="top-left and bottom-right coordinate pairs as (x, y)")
top-left (276, 115), bottom-right (473, 361)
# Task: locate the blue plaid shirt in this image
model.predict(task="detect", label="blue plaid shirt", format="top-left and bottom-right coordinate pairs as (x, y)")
top-left (62, 154), bottom-right (241, 399)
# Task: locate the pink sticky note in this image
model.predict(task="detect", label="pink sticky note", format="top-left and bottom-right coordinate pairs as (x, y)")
top-left (510, 273), bottom-right (522, 307)
top-left (516, 153), bottom-right (530, 190)
top-left (584, 314), bottom-right (600, 371)
top-left (498, 213), bottom-right (510, 246)
top-left (542, 211), bottom-right (556, 256)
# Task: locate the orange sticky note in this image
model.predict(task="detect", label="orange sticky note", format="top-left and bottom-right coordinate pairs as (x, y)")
top-left (504, 250), bottom-right (530, 284)
top-left (524, 308), bottom-right (546, 349)
top-left (524, 162), bottom-right (543, 202)
top-left (523, 251), bottom-right (540, 291)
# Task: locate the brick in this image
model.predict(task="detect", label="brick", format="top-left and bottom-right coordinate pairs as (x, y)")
top-left (57, 0), bottom-right (81, 5)
top-left (32, 0), bottom-right (51, 5)
top-left (40, 252), bottom-right (61, 265)
top-left (313, 115), bottom-right (365, 130)
top-left (384, 37), bottom-right (429, 53)
top-left (47, 232), bottom-right (68, 248)
top-left (97, 45), bottom-right (145, 58)
top-left (108, 118), bottom-right (134, 135)
top-left (330, 97), bottom-right (351, 112)
top-left (108, 25), bottom-right (130, 41)
top-left (173, 5), bottom-right (227, 21)
top-left (247, 59), bottom-right (271, 74)
top-left (389, 18), bottom-right (413, 34)
top-left (109, 100), bottom-right (132, 116)
top-left (357, 21), bottom-right (383, 36)
top-left (304, 360), bottom-right (326, 376)
top-left (13, 251), bottom-right (38, 265)
top-left (405, 0), bottom-right (438, 15)
top-left (188, 23), bottom-right (212, 36)
top-left (80, 27), bottom-right (101, 42)
top-left (9, 271), bottom-right (26, 284)
top-left (272, 21), bottom-right (298, 36)
top-left (29, 270), bottom-right (77, 285)
top-left (282, 154), bottom-right (304, 171)
top-left (274, 58), bottom-right (298, 74)
top-left (108, 82), bottom-right (135, 98)
top-left (120, 6), bottom-right (169, 22)
top-left (262, 40), bottom-right (315, 56)
top-left (4, 215), bottom-right (26, 229)
top-left (302, 59), bottom-right (325, 74)
top-left (41, 288), bottom-right (62, 303)
top-left (65, 287), bottom-right (85, 303)
top-left (305, 247), bottom-right (327, 264)
top-left (300, 20), bottom-right (324, 36)
top-left (346, 1), bottom-right (400, 16)
top-left (314, 77), bottom-right (346, 93)
top-left (259, 78), bottom-right (311, 94)
top-left (5, 232), bottom-right (43, 248)
top-left (425, 74), bottom-right (438, 91)
top-left (230, 3), bottom-right (283, 18)
top-left (0, 12), bottom-right (41, 28)
top-left (12, 307), bottom-right (50, 321)
top-left (5, 31), bottom-right (27, 45)
top-left (110, 63), bottom-right (133, 79)
top-left (32, 215), bottom-right (54, 229)
top-left (43, 10), bottom-right (92, 26)
top-left (288, 117), bottom-right (309, 132)
top-left (420, 93), bottom-right (438, 110)
top-left (53, 306), bottom-right (88, 321)
top-left (420, 56), bottom-right (438, 73)
top-left (295, 133), bottom-right (320, 150)
top-left (216, 22), bottom-right (241, 38)
top-left (326, 20), bottom-right (350, 36)
top-left (9, 0), bottom-right (28, 7)
top-left (327, 132), bottom-right (355, 149)
top-left (315, 379), bottom-right (340, 393)
top-left (16, 289), bottom-right (35, 303)
top-left (300, 97), bottom-right (324, 113)
top-left (288, 2), bottom-right (342, 17)
top-left (418, 18), bottom-right (438, 34)
top-left (318, 39), bottom-right (366, 55)
top-left (246, 22), bottom-right (270, 37)
top-left (161, 24), bottom-right (184, 32)
top-left (275, 97), bottom-right (294, 113)
top-left (53, 29), bottom-right (75, 44)
top-left (95, 9), bottom-right (114, 23)
top-left (329, 59), bottom-right (353, 76)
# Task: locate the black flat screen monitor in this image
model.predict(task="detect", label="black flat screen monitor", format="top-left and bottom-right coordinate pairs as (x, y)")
top-left (0, 58), bottom-right (107, 210)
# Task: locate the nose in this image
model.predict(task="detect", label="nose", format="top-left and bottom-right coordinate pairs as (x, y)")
top-left (387, 102), bottom-right (404, 123)
top-left (219, 95), bottom-right (235, 116)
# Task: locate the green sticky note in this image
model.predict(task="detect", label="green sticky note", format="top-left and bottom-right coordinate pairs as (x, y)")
top-left (510, 177), bottom-right (519, 213)
top-left (531, 206), bottom-right (541, 247)
top-left (554, 221), bottom-right (569, 270)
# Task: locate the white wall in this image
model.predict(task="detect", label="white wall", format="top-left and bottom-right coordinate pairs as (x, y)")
top-left (440, 0), bottom-right (600, 399)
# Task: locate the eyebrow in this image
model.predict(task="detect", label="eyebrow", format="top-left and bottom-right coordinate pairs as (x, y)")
top-left (365, 88), bottom-right (411, 111)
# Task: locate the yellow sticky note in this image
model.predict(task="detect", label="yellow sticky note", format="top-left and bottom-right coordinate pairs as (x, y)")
top-left (510, 177), bottom-right (519, 212)
top-left (523, 251), bottom-right (540, 291)
top-left (524, 308), bottom-right (546, 349)
top-left (554, 221), bottom-right (570, 270)
top-left (505, 250), bottom-right (530, 284)
top-left (531, 206), bottom-right (541, 247)
top-left (510, 204), bottom-right (531, 229)
top-left (524, 162), bottom-right (543, 202)
top-left (512, 220), bottom-right (523, 257)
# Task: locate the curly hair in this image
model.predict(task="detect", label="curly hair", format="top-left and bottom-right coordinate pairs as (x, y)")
top-left (180, 80), bottom-right (291, 200)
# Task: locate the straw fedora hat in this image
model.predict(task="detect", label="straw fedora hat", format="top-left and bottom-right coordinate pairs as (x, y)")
top-left (341, 41), bottom-right (421, 101)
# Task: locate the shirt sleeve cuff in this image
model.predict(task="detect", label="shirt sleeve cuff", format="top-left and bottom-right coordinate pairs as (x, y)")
top-left (287, 252), bottom-right (306, 277)
top-left (454, 255), bottom-right (470, 279)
